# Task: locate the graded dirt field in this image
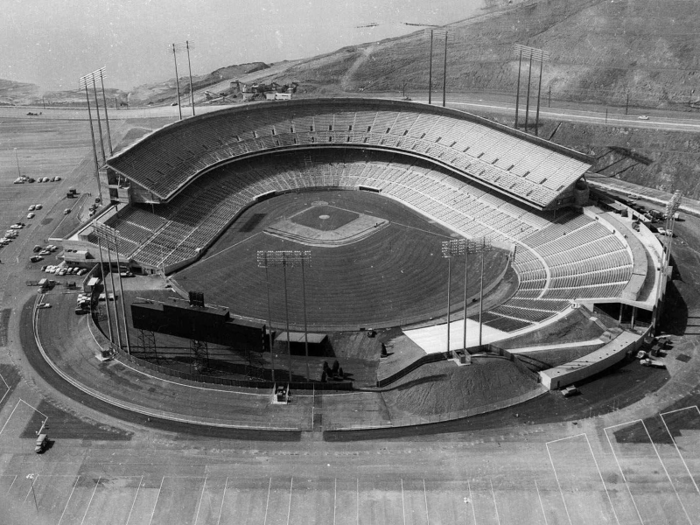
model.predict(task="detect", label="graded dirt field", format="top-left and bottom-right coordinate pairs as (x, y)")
top-left (173, 189), bottom-right (511, 331)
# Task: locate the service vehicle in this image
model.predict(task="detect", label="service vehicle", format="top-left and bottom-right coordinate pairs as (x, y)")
top-left (35, 434), bottom-right (48, 454)
top-left (561, 385), bottom-right (580, 397)
top-left (640, 358), bottom-right (666, 368)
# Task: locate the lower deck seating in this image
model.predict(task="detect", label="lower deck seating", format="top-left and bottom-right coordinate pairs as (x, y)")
top-left (99, 150), bottom-right (634, 331)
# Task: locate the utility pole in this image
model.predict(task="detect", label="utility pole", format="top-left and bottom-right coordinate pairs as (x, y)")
top-left (514, 49), bottom-right (523, 129)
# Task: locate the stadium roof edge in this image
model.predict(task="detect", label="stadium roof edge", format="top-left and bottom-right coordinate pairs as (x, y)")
top-left (106, 97), bottom-right (592, 207)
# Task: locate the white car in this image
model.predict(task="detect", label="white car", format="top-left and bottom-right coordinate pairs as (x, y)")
top-left (27, 212), bottom-right (35, 219)
top-left (657, 228), bottom-right (673, 237)
top-left (35, 204), bottom-right (42, 209)
top-left (28, 205), bottom-right (36, 211)
top-left (638, 115), bottom-right (650, 120)
top-left (37, 303), bottom-right (51, 309)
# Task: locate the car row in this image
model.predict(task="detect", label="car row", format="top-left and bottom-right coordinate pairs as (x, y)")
top-left (40, 265), bottom-right (86, 276)
top-left (12, 176), bottom-right (61, 184)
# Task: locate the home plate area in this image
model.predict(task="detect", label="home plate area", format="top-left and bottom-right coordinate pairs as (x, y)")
top-left (265, 201), bottom-right (389, 247)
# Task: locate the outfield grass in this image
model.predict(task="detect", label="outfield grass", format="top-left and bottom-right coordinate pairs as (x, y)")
top-left (173, 190), bottom-right (510, 331)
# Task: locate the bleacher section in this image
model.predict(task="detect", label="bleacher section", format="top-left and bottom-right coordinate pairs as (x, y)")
top-left (96, 149), bottom-right (635, 333)
top-left (106, 99), bottom-right (590, 210)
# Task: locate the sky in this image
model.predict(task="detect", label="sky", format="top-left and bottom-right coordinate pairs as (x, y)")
top-left (0, 0), bottom-right (485, 92)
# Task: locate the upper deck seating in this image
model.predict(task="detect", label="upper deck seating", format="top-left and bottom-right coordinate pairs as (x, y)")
top-left (106, 99), bottom-right (590, 209)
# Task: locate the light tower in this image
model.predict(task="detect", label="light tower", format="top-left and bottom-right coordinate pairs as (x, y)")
top-left (257, 250), bottom-right (312, 382)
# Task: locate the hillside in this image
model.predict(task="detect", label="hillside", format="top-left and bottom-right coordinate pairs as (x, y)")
top-left (248, 0), bottom-right (700, 109)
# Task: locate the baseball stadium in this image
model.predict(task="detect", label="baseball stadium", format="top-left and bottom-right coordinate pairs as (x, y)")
top-left (55, 97), bottom-right (667, 407)
top-left (4, 1), bottom-right (700, 522)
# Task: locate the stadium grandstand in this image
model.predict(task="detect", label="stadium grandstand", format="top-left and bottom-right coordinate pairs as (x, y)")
top-left (59, 98), bottom-right (667, 389)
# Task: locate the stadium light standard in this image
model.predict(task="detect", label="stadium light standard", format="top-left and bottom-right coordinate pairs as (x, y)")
top-left (442, 238), bottom-right (467, 356)
top-left (477, 237), bottom-right (493, 347)
top-left (170, 43), bottom-right (183, 120)
top-left (512, 45), bottom-right (549, 135)
top-left (258, 250), bottom-right (312, 382)
top-left (93, 222), bottom-right (132, 355)
top-left (79, 75), bottom-right (104, 202)
top-left (257, 251), bottom-right (277, 382)
top-left (172, 41), bottom-right (197, 117)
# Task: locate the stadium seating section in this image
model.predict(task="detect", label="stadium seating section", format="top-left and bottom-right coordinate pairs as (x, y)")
top-left (93, 149), bottom-right (633, 332)
top-left (107, 100), bottom-right (590, 209)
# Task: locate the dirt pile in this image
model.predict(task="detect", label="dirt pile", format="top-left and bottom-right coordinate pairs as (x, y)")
top-left (381, 358), bottom-right (540, 420)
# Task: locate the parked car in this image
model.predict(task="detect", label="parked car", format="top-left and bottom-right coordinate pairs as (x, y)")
top-left (638, 115), bottom-right (650, 120)
top-left (27, 212), bottom-right (35, 219)
top-left (28, 205), bottom-right (36, 211)
top-left (30, 255), bottom-right (43, 263)
top-left (63, 208), bottom-right (71, 215)
top-left (37, 303), bottom-right (51, 309)
top-left (35, 203), bottom-right (42, 210)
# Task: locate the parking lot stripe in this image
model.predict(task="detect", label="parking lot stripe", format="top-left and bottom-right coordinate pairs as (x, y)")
top-left (401, 479), bottom-right (406, 525)
top-left (57, 476), bottom-right (80, 525)
top-left (194, 475), bottom-right (208, 525)
top-left (660, 407), bottom-right (700, 496)
top-left (5, 474), bottom-right (18, 494)
top-left (333, 478), bottom-right (337, 525)
top-left (219, 477), bottom-right (230, 525)
top-left (534, 480), bottom-right (548, 525)
top-left (423, 478), bottom-right (430, 525)
top-left (356, 478), bottom-right (359, 525)
top-left (125, 476), bottom-right (143, 525)
top-left (545, 443), bottom-right (573, 525)
top-left (490, 479), bottom-right (501, 525)
top-left (0, 372), bottom-right (10, 406)
top-left (584, 433), bottom-right (620, 525)
top-left (287, 477), bottom-right (294, 525)
top-left (0, 400), bottom-right (21, 437)
top-left (603, 424), bottom-right (645, 525)
top-left (149, 476), bottom-right (164, 525)
top-left (468, 481), bottom-right (477, 525)
top-left (80, 476), bottom-right (101, 525)
top-left (639, 420), bottom-right (693, 524)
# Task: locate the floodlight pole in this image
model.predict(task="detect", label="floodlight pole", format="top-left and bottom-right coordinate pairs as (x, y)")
top-left (428, 30), bottom-right (434, 105)
top-left (91, 76), bottom-right (107, 163)
top-left (171, 44), bottom-right (183, 120)
top-left (442, 31), bottom-right (448, 108)
top-left (105, 237), bottom-right (122, 350)
top-left (264, 264), bottom-right (276, 382)
top-left (98, 69), bottom-right (113, 155)
top-left (463, 245), bottom-right (469, 351)
top-left (446, 254), bottom-right (452, 356)
top-left (282, 259), bottom-right (292, 381)
top-left (479, 238), bottom-right (486, 347)
top-left (301, 257), bottom-right (310, 381)
top-left (95, 233), bottom-right (114, 343)
top-left (524, 53), bottom-right (533, 134)
top-left (113, 233), bottom-right (131, 354)
top-left (514, 49), bottom-right (523, 129)
top-left (186, 41), bottom-right (195, 116)
top-left (534, 57), bottom-right (544, 136)
top-left (83, 82), bottom-right (103, 202)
